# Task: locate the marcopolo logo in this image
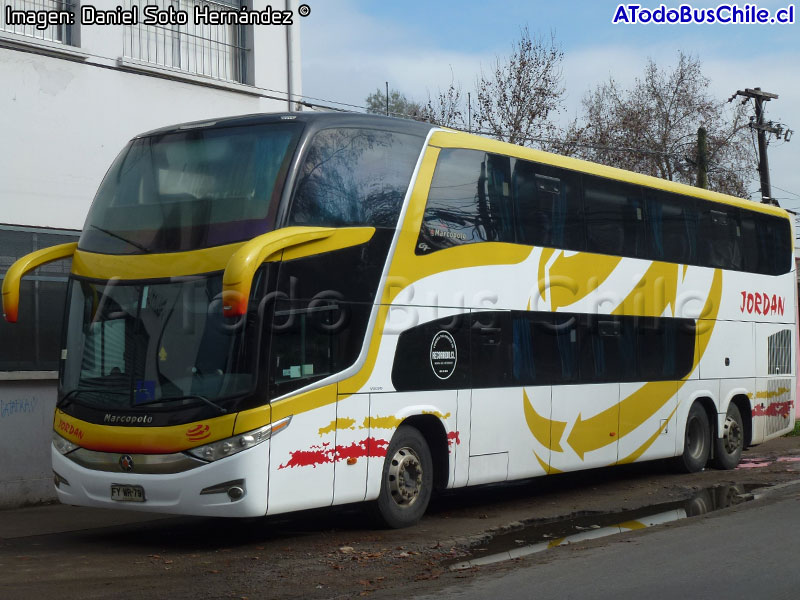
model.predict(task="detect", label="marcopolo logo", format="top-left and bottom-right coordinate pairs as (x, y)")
top-left (430, 331), bottom-right (458, 380)
top-left (103, 413), bottom-right (154, 425)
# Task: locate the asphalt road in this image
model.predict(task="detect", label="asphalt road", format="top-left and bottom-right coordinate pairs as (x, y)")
top-left (411, 481), bottom-right (800, 600)
top-left (1, 436), bottom-right (798, 599)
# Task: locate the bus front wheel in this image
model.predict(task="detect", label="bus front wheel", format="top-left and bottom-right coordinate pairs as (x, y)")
top-left (674, 403), bottom-right (711, 473)
top-left (373, 425), bottom-right (433, 529)
top-left (712, 404), bottom-right (744, 470)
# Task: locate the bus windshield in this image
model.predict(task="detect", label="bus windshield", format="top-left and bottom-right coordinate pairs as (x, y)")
top-left (60, 275), bottom-right (259, 412)
top-left (79, 123), bottom-right (301, 254)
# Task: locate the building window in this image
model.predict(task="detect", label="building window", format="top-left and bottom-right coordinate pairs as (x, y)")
top-left (1, 0), bottom-right (75, 45)
top-left (0, 225), bottom-right (79, 371)
top-left (123, 0), bottom-right (249, 83)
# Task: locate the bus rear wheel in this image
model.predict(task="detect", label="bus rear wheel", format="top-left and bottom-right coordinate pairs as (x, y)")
top-left (674, 403), bottom-right (711, 473)
top-left (373, 425), bottom-right (433, 529)
top-left (712, 404), bottom-right (744, 470)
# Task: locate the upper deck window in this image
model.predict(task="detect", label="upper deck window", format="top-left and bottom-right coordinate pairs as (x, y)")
top-left (416, 149), bottom-right (514, 254)
top-left (79, 122), bottom-right (301, 254)
top-left (416, 143), bottom-right (791, 276)
top-left (288, 128), bottom-right (425, 229)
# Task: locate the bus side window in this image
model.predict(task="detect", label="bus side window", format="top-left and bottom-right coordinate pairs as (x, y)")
top-left (512, 311), bottom-right (582, 386)
top-left (553, 314), bottom-right (579, 383)
top-left (765, 214), bottom-right (793, 275)
top-left (697, 203), bottom-right (742, 270)
top-left (416, 149), bottom-right (513, 254)
top-left (513, 161), bottom-right (583, 251)
top-left (514, 164), bottom-right (553, 248)
top-left (740, 212), bottom-right (761, 273)
top-left (577, 316), bottom-right (633, 383)
top-left (471, 312), bottom-right (513, 388)
top-left (637, 318), bottom-right (672, 380)
top-left (289, 128), bottom-right (422, 229)
top-left (746, 212), bottom-right (792, 275)
top-left (390, 314), bottom-right (471, 391)
top-left (584, 176), bottom-right (644, 258)
top-left (512, 314), bottom-right (536, 385)
top-left (644, 190), bottom-right (696, 265)
top-left (267, 298), bottom-right (369, 397)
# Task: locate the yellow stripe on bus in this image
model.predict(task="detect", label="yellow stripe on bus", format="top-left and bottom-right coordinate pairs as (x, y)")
top-left (54, 409), bottom-right (236, 454)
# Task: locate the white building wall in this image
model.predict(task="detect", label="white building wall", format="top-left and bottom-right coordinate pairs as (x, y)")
top-left (1, 0), bottom-right (301, 229)
top-left (0, 381), bottom-right (57, 508)
top-left (0, 0), bottom-right (302, 507)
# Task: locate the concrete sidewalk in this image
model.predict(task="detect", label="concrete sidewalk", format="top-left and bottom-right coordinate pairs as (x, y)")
top-left (0, 502), bottom-right (173, 539)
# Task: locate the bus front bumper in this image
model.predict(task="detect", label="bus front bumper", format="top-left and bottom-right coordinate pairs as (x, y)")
top-left (51, 441), bottom-right (270, 518)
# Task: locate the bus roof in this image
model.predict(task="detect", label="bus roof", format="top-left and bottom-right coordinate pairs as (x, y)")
top-left (137, 111), bottom-right (436, 139)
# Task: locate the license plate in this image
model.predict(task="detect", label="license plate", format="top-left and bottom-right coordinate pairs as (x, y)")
top-left (111, 484), bottom-right (146, 503)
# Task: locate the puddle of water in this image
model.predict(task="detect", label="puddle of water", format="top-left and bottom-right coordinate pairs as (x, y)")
top-left (449, 484), bottom-right (765, 570)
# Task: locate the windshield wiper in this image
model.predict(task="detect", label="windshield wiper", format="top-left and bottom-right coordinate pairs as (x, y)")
top-left (57, 387), bottom-right (129, 409)
top-left (90, 225), bottom-right (151, 253)
top-left (137, 394), bottom-right (228, 415)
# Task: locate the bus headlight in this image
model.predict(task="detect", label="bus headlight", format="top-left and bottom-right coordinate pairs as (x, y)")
top-left (53, 431), bottom-right (79, 455)
top-left (185, 416), bottom-right (292, 462)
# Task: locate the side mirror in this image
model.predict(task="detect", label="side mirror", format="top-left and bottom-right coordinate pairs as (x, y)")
top-left (2, 242), bottom-right (78, 323)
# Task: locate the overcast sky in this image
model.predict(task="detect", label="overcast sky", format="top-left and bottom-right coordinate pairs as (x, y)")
top-left (300, 0), bottom-right (799, 211)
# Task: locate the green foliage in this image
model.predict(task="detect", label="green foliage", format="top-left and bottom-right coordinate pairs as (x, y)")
top-left (365, 88), bottom-right (423, 119)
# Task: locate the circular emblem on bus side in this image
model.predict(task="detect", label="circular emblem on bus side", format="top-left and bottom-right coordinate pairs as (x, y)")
top-left (430, 331), bottom-right (457, 380)
top-left (119, 455), bottom-right (134, 473)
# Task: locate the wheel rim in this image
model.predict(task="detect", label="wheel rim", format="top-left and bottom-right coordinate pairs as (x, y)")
top-left (686, 415), bottom-right (706, 460)
top-left (721, 415), bottom-right (743, 455)
top-left (387, 446), bottom-right (423, 507)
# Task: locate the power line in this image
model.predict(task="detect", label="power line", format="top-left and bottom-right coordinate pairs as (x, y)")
top-left (770, 183), bottom-right (800, 200)
top-left (8, 40), bottom-right (787, 198)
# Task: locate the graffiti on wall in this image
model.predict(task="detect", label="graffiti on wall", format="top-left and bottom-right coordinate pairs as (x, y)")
top-left (0, 396), bottom-right (40, 420)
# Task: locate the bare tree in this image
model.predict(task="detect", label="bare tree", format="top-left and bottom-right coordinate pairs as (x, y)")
top-left (419, 75), bottom-right (467, 129)
top-left (475, 27), bottom-right (565, 147)
top-left (365, 87), bottom-right (424, 120)
top-left (561, 52), bottom-right (753, 197)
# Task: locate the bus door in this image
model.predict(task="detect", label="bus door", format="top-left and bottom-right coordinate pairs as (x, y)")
top-left (468, 311), bottom-right (513, 485)
top-left (266, 298), bottom-right (338, 515)
top-left (333, 392), bottom-right (369, 505)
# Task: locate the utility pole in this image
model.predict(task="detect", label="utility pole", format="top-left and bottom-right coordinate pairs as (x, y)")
top-left (468, 92), bottom-right (472, 133)
top-left (385, 81), bottom-right (389, 116)
top-left (728, 87), bottom-right (792, 206)
top-left (696, 126), bottom-right (708, 190)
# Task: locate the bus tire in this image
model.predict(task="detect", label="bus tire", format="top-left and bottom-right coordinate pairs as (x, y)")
top-left (373, 425), bottom-right (433, 529)
top-left (674, 403), bottom-right (711, 473)
top-left (712, 404), bottom-right (744, 470)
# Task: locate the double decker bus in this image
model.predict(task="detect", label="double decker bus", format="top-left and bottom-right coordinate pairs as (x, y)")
top-left (3, 113), bottom-right (796, 528)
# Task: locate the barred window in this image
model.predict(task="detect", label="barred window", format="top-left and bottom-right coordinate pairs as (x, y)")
top-left (123, 0), bottom-right (249, 83)
top-left (767, 329), bottom-right (792, 376)
top-left (0, 225), bottom-right (80, 371)
top-left (1, 0), bottom-right (75, 45)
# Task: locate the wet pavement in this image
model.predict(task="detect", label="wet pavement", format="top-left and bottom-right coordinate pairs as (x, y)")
top-left (448, 483), bottom-right (764, 570)
top-left (1, 436), bottom-right (799, 599)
